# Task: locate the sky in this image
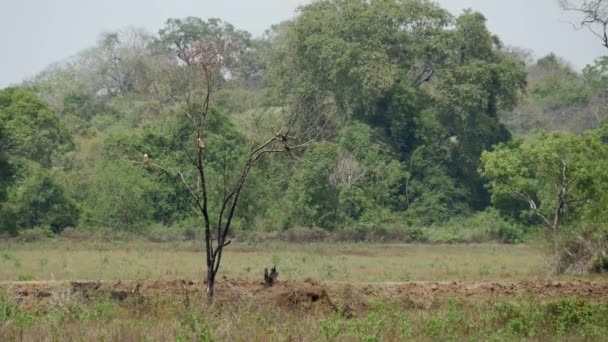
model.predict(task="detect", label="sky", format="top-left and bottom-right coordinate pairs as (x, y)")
top-left (0, 0), bottom-right (605, 88)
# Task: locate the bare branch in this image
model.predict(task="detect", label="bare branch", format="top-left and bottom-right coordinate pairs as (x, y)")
top-left (515, 191), bottom-right (553, 228)
top-left (177, 140), bottom-right (198, 168)
top-left (561, 0), bottom-right (608, 49)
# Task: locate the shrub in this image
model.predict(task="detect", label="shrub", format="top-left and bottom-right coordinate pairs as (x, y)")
top-left (431, 209), bottom-right (524, 244)
top-left (493, 222), bottom-right (525, 244)
top-left (166, 217), bottom-right (205, 241)
top-left (0, 169), bottom-right (79, 235)
top-left (333, 225), bottom-right (368, 242)
top-left (18, 226), bottom-right (55, 242)
top-left (281, 227), bottom-right (330, 243)
top-left (330, 224), bottom-right (428, 243)
top-left (58, 227), bottom-right (91, 241)
top-left (405, 227), bottom-right (429, 243)
top-left (553, 224), bottom-right (608, 274)
top-left (17, 274), bottom-right (34, 281)
top-left (144, 224), bottom-right (184, 243)
top-left (80, 163), bottom-right (156, 232)
top-left (591, 255), bottom-right (608, 273)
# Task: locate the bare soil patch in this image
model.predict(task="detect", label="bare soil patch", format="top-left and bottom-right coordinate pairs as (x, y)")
top-left (2, 279), bottom-right (608, 312)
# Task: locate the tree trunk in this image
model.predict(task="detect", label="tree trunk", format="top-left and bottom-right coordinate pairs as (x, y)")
top-left (552, 203), bottom-right (563, 255)
top-left (552, 223), bottom-right (559, 255)
top-left (206, 267), bottom-right (215, 302)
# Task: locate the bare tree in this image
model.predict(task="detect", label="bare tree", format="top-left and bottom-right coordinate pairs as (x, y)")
top-left (560, 0), bottom-right (608, 48)
top-left (145, 35), bottom-right (311, 302)
top-left (329, 151), bottom-right (366, 187)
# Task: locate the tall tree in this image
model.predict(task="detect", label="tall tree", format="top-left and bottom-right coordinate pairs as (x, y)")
top-left (270, 0), bottom-right (526, 221)
top-left (147, 30), bottom-right (310, 301)
top-left (481, 131), bottom-right (608, 253)
top-left (0, 88), bottom-right (75, 233)
top-left (158, 17), bottom-right (250, 68)
top-left (0, 88), bottom-right (72, 167)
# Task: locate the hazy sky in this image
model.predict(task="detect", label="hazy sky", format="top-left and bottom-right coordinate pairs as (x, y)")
top-left (0, 0), bottom-right (605, 88)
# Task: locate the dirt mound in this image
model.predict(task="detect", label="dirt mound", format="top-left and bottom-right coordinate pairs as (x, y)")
top-left (273, 281), bottom-right (335, 314)
top-left (215, 278), bottom-right (337, 313)
top-left (2, 279), bottom-right (608, 313)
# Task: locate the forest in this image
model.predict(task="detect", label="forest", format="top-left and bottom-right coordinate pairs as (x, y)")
top-left (1, 0), bottom-right (608, 276)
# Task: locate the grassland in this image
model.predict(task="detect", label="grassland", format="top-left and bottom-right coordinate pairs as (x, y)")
top-left (0, 240), bottom-right (568, 282)
top-left (1, 240), bottom-right (608, 341)
top-left (2, 289), bottom-right (608, 341)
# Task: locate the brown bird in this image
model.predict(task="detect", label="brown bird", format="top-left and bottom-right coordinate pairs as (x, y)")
top-left (143, 153), bottom-right (149, 165)
top-left (197, 138), bottom-right (206, 150)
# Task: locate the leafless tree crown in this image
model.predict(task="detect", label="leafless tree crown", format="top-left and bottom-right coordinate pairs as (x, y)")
top-left (560, 0), bottom-right (608, 48)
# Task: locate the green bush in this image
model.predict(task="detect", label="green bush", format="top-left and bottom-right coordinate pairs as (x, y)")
top-left (334, 225), bottom-right (368, 242)
top-left (281, 227), bottom-right (330, 242)
top-left (80, 163), bottom-right (156, 231)
top-left (329, 224), bottom-right (428, 243)
top-left (144, 224), bottom-right (185, 243)
top-left (405, 227), bottom-right (429, 243)
top-left (554, 224), bottom-right (608, 274)
top-left (0, 169), bottom-right (78, 235)
top-left (591, 255), bottom-right (608, 273)
top-left (494, 223), bottom-right (525, 244)
top-left (429, 209), bottom-right (524, 244)
top-left (18, 226), bottom-right (54, 242)
top-left (17, 274), bottom-right (34, 281)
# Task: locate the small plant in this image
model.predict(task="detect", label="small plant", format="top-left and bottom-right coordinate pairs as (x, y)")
top-left (403, 272), bottom-right (415, 282)
top-left (0, 295), bottom-right (18, 322)
top-left (342, 283), bottom-right (354, 301)
top-left (17, 274), bottom-right (34, 281)
top-left (320, 318), bottom-right (343, 340)
top-left (178, 312), bottom-right (214, 342)
top-left (1, 252), bottom-right (13, 261)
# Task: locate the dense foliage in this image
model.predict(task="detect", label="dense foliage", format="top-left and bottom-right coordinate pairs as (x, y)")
top-left (1, 0), bottom-right (607, 269)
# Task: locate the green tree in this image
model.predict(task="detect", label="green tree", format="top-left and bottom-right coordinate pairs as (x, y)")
top-left (0, 87), bottom-right (72, 166)
top-left (270, 1), bottom-right (526, 221)
top-left (158, 17), bottom-right (250, 68)
top-left (80, 162), bottom-right (157, 230)
top-left (481, 131), bottom-right (608, 252)
top-left (503, 54), bottom-right (603, 134)
top-left (0, 168), bottom-right (78, 235)
top-left (0, 88), bottom-right (73, 214)
top-left (286, 122), bottom-right (409, 228)
top-left (287, 143), bottom-right (339, 229)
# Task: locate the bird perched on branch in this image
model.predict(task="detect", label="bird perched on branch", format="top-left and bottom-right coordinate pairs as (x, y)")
top-left (143, 153), bottom-right (149, 165)
top-left (275, 132), bottom-right (288, 141)
top-left (197, 137), bottom-right (206, 150)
